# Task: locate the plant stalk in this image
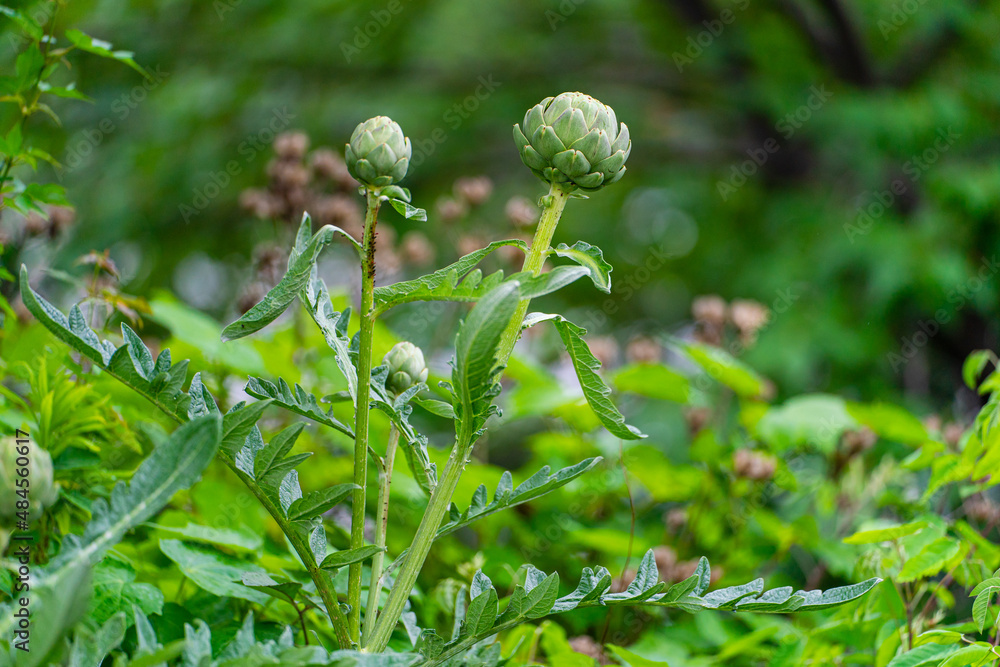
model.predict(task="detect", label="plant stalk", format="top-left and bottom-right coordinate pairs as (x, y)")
top-left (366, 436), bottom-right (471, 652)
top-left (361, 424), bottom-right (400, 646)
top-left (496, 183), bottom-right (571, 362)
top-left (348, 189), bottom-right (381, 642)
top-left (365, 182), bottom-right (572, 652)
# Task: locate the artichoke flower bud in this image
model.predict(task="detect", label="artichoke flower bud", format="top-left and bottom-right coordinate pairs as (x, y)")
top-left (345, 116), bottom-right (412, 189)
top-left (513, 92), bottom-right (631, 192)
top-left (0, 437), bottom-right (59, 523)
top-left (383, 342), bottom-right (429, 396)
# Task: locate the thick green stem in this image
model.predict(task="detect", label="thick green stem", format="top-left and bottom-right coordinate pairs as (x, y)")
top-left (366, 437), bottom-right (471, 652)
top-left (348, 190), bottom-right (380, 642)
top-left (496, 183), bottom-right (571, 362)
top-left (365, 182), bottom-right (572, 652)
top-left (361, 424), bottom-right (400, 646)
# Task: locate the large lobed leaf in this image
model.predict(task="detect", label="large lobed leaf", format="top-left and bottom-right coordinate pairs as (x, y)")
top-left (21, 270), bottom-right (361, 628)
top-left (386, 458), bottom-right (603, 579)
top-left (437, 457), bottom-right (602, 540)
top-left (221, 214), bottom-right (355, 342)
top-left (419, 551), bottom-right (881, 665)
top-left (245, 375), bottom-right (354, 438)
top-left (46, 413), bottom-right (222, 576)
top-left (373, 240), bottom-right (527, 314)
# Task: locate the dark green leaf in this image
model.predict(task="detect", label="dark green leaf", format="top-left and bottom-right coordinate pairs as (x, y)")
top-left (245, 376), bottom-right (354, 437)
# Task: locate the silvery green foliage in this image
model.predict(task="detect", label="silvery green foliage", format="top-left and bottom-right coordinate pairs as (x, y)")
top-left (345, 116), bottom-right (412, 188)
top-left (18, 271), bottom-right (370, 593)
top-left (513, 91), bottom-right (631, 191)
top-left (0, 414), bottom-right (222, 663)
top-left (414, 553), bottom-right (881, 666)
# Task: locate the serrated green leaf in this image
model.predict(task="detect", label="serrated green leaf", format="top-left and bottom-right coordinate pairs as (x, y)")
top-left (374, 239), bottom-right (527, 313)
top-left (300, 273), bottom-right (359, 404)
top-left (452, 281), bottom-right (521, 440)
top-left (222, 215), bottom-right (341, 341)
top-left (464, 573), bottom-right (499, 638)
top-left (974, 588), bottom-right (995, 633)
top-left (67, 613), bottom-right (127, 667)
top-left (523, 572), bottom-right (560, 619)
top-left (387, 197), bottom-right (427, 221)
top-left (245, 376), bottom-right (354, 437)
top-left (44, 414), bottom-right (222, 577)
top-left (525, 313), bottom-right (645, 439)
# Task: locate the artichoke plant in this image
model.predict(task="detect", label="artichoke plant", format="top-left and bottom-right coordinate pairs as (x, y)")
top-left (0, 437), bottom-right (59, 522)
top-left (513, 92), bottom-right (631, 191)
top-left (383, 342), bottom-right (428, 396)
top-left (345, 116), bottom-right (411, 188)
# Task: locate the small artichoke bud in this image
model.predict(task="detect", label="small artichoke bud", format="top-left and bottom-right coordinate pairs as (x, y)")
top-left (383, 342), bottom-right (429, 396)
top-left (0, 437), bottom-right (59, 522)
top-left (345, 116), bottom-right (412, 188)
top-left (513, 92), bottom-right (631, 192)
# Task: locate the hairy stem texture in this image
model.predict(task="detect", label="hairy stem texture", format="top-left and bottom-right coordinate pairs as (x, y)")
top-left (348, 189), bottom-right (381, 643)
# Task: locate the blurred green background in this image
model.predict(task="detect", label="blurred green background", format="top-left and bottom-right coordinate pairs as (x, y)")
top-left (7, 0), bottom-right (1000, 407)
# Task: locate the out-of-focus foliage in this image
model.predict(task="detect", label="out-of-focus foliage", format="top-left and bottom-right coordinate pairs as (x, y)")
top-left (2, 0), bottom-right (997, 402)
top-left (3, 0), bottom-right (1000, 664)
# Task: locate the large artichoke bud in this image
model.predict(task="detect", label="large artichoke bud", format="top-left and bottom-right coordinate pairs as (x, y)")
top-left (345, 116), bottom-right (411, 188)
top-left (383, 342), bottom-right (428, 396)
top-left (513, 92), bottom-right (631, 191)
top-left (0, 437), bottom-right (59, 523)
